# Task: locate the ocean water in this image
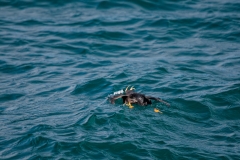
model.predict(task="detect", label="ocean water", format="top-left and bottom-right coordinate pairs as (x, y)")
top-left (0, 0), bottom-right (240, 159)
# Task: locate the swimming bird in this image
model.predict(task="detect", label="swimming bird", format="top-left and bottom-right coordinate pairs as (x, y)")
top-left (109, 86), bottom-right (170, 112)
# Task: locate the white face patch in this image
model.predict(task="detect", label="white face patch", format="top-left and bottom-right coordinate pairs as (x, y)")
top-left (113, 90), bottom-right (124, 95)
top-left (108, 89), bottom-right (124, 98)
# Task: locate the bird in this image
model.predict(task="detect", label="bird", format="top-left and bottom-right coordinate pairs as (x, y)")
top-left (109, 86), bottom-right (170, 113)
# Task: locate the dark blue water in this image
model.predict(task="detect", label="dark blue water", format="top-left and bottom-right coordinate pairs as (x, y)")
top-left (1, 0), bottom-right (240, 159)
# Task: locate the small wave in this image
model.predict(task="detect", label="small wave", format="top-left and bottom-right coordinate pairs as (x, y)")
top-left (96, 1), bottom-right (133, 10)
top-left (71, 78), bottom-right (110, 95)
top-left (171, 98), bottom-right (211, 122)
top-left (28, 124), bottom-right (54, 134)
top-left (14, 133), bottom-right (54, 157)
top-left (0, 93), bottom-right (25, 102)
top-left (34, 86), bottom-right (69, 97)
top-left (0, 63), bottom-right (35, 74)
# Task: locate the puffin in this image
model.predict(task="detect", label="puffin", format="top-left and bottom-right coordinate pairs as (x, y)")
top-left (109, 86), bottom-right (170, 113)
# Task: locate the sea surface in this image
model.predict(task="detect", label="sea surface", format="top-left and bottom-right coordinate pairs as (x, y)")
top-left (0, 0), bottom-right (240, 159)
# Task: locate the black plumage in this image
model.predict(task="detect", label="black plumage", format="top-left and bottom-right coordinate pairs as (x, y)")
top-left (109, 86), bottom-right (170, 108)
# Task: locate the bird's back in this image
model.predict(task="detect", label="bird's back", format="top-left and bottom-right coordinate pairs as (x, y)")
top-left (127, 92), bottom-right (151, 106)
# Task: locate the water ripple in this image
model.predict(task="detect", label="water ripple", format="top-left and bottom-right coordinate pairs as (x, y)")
top-left (1, 0), bottom-right (240, 159)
